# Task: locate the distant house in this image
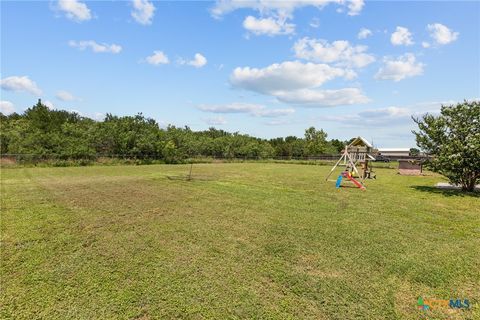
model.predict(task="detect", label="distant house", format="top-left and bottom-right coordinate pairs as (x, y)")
top-left (377, 148), bottom-right (411, 157)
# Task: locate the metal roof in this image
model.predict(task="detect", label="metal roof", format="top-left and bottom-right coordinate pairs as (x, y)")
top-left (378, 148), bottom-right (411, 152)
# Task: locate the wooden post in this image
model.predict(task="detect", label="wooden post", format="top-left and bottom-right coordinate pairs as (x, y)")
top-left (325, 151), bottom-right (346, 181)
top-left (188, 162), bottom-right (193, 181)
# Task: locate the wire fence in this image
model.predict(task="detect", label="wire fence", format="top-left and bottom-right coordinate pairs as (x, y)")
top-left (1, 153), bottom-right (428, 165)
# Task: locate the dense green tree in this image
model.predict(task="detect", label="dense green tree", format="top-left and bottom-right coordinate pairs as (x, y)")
top-left (1, 113), bottom-right (11, 154)
top-left (24, 99), bottom-right (81, 133)
top-left (413, 100), bottom-right (480, 191)
top-left (1, 100), bottom-right (354, 164)
top-left (330, 139), bottom-right (346, 153)
top-left (162, 140), bottom-right (184, 164)
top-left (409, 148), bottom-right (420, 157)
top-left (59, 121), bottom-right (96, 159)
top-left (304, 127), bottom-right (328, 156)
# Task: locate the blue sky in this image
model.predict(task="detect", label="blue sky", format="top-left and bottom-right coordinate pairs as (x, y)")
top-left (1, 0), bottom-right (479, 147)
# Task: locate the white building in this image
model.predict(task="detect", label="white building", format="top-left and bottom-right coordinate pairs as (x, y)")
top-left (377, 148), bottom-right (411, 157)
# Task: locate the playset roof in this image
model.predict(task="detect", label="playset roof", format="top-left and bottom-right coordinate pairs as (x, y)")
top-left (348, 136), bottom-right (373, 148)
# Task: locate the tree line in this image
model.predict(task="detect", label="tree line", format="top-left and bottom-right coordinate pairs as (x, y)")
top-left (2, 99), bottom-right (478, 191)
top-left (1, 100), bottom-right (348, 163)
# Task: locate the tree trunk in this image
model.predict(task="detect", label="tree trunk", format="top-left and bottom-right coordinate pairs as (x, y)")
top-left (462, 178), bottom-right (476, 192)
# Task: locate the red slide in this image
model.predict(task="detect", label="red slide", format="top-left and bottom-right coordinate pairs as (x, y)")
top-left (346, 172), bottom-right (366, 190)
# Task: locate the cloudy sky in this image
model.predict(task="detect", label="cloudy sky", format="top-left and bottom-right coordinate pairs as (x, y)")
top-left (1, 0), bottom-right (479, 147)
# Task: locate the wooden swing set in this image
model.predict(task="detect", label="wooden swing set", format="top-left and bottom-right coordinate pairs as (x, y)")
top-left (325, 137), bottom-right (377, 190)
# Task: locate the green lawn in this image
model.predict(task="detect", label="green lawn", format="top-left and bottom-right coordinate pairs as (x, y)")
top-left (1, 163), bottom-right (479, 319)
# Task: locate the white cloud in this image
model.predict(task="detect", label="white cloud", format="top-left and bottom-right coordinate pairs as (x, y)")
top-left (231, 60), bottom-right (356, 94)
top-left (407, 100), bottom-right (471, 115)
top-left (347, 0), bottom-right (364, 16)
top-left (57, 0), bottom-right (92, 22)
top-left (293, 38), bottom-right (375, 68)
top-left (198, 102), bottom-right (261, 113)
top-left (56, 90), bottom-right (78, 101)
top-left (358, 106), bottom-right (410, 118)
top-left (190, 53), bottom-right (207, 68)
top-left (203, 116), bottom-right (227, 125)
top-left (357, 27), bottom-right (372, 39)
top-left (43, 100), bottom-right (56, 109)
top-left (309, 17), bottom-right (320, 28)
top-left (256, 108), bottom-right (295, 117)
top-left (210, 0), bottom-right (364, 18)
top-left (390, 26), bottom-right (414, 46)
top-left (427, 23), bottom-right (459, 45)
top-left (211, 1), bottom-right (363, 38)
top-left (197, 102), bottom-right (294, 118)
top-left (179, 53), bottom-right (207, 68)
top-left (317, 99), bottom-right (475, 146)
top-left (1, 76), bottom-right (43, 96)
top-left (68, 40), bottom-right (122, 54)
top-left (145, 51), bottom-right (170, 65)
top-left (319, 100), bottom-right (466, 128)
top-left (243, 16), bottom-right (295, 36)
top-left (94, 112), bottom-right (105, 121)
top-left (320, 106), bottom-right (411, 127)
top-left (421, 41), bottom-right (431, 48)
top-left (375, 53), bottom-right (424, 82)
top-left (0, 101), bottom-right (15, 114)
top-left (131, 0), bottom-right (155, 25)
top-left (273, 88), bottom-right (370, 107)
top-left (60, 107), bottom-right (107, 120)
top-left (230, 61), bottom-right (367, 107)
top-left (264, 119), bottom-right (296, 126)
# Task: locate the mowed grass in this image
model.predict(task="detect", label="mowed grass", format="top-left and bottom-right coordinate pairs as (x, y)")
top-left (1, 163), bottom-right (479, 319)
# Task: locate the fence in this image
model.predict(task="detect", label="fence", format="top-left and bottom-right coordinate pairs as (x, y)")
top-left (1, 153), bottom-right (428, 165)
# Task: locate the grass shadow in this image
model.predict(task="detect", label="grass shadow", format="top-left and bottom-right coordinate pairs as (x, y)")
top-left (338, 185), bottom-right (363, 189)
top-left (166, 175), bottom-right (215, 181)
top-left (411, 185), bottom-right (480, 198)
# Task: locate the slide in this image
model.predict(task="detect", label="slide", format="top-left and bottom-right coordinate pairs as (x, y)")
top-left (346, 173), bottom-right (366, 190)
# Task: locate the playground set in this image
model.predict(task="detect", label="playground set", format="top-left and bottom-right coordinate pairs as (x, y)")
top-left (326, 137), bottom-right (377, 190)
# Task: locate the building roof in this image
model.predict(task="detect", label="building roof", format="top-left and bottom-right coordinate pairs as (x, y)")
top-left (378, 148), bottom-right (411, 152)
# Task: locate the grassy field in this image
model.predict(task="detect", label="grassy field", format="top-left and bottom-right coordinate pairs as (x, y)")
top-left (1, 163), bottom-right (479, 319)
